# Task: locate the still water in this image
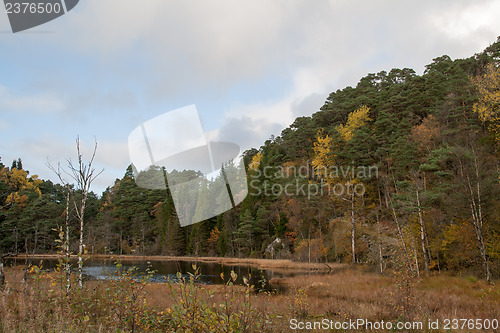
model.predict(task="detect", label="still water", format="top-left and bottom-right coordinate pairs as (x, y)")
top-left (7, 258), bottom-right (288, 292)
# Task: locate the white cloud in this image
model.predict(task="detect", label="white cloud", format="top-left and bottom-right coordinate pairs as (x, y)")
top-left (3, 0), bottom-right (500, 192)
top-left (201, 0), bottom-right (500, 151)
top-left (4, 135), bottom-right (129, 194)
top-left (208, 115), bottom-right (284, 151)
top-left (43, 0), bottom-right (500, 105)
top-left (429, 0), bottom-right (500, 46)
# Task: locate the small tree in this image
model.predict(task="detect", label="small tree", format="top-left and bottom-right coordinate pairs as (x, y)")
top-left (453, 146), bottom-right (492, 282)
top-left (47, 162), bottom-right (73, 293)
top-left (68, 137), bottom-right (103, 288)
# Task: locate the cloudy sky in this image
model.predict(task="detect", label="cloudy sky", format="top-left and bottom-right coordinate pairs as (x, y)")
top-left (1, 0), bottom-right (500, 194)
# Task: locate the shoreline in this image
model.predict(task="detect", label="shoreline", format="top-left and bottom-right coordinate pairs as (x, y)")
top-left (10, 254), bottom-right (347, 273)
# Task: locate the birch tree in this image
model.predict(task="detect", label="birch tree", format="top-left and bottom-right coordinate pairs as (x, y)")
top-left (47, 162), bottom-right (73, 293)
top-left (68, 138), bottom-right (103, 288)
top-left (454, 147), bottom-right (492, 282)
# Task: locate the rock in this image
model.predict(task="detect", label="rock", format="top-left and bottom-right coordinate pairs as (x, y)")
top-left (265, 238), bottom-right (291, 259)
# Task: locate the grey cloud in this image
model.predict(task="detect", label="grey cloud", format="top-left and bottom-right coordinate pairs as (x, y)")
top-left (24, 0), bottom-right (499, 104)
top-left (291, 93), bottom-right (326, 118)
top-left (214, 116), bottom-right (284, 151)
top-left (4, 0), bottom-right (500, 194)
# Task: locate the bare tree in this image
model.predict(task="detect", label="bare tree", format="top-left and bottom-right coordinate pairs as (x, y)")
top-left (47, 162), bottom-right (73, 293)
top-left (67, 137), bottom-right (103, 288)
top-left (342, 178), bottom-right (364, 265)
top-left (415, 187), bottom-right (430, 276)
top-left (455, 147), bottom-right (491, 282)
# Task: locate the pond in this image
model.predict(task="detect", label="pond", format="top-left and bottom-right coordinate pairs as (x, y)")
top-left (6, 257), bottom-right (292, 293)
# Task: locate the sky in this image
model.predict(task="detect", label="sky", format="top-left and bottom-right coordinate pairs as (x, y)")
top-left (1, 0), bottom-right (500, 195)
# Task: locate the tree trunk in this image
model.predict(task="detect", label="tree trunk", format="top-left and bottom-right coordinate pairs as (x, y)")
top-left (376, 211), bottom-right (383, 274)
top-left (0, 261), bottom-right (5, 291)
top-left (466, 172), bottom-right (491, 282)
top-left (65, 188), bottom-right (71, 293)
top-left (473, 154), bottom-right (491, 282)
top-left (457, 150), bottom-right (491, 282)
top-left (23, 238), bottom-right (28, 294)
top-left (410, 232), bottom-right (420, 278)
top-left (49, 140), bottom-right (102, 289)
top-left (416, 189), bottom-right (429, 276)
top-left (142, 225), bottom-right (145, 254)
top-left (78, 192), bottom-right (87, 288)
top-left (391, 205), bottom-right (412, 269)
top-left (308, 222), bottom-right (312, 263)
top-left (14, 227), bottom-right (18, 254)
top-left (351, 192), bottom-right (356, 264)
top-left (386, 179), bottom-right (413, 272)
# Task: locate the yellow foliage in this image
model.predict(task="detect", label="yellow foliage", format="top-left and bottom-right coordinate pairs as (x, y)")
top-left (8, 168), bottom-right (29, 189)
top-left (311, 129), bottom-right (334, 179)
top-left (248, 152), bottom-right (262, 171)
top-left (472, 63), bottom-right (500, 146)
top-left (336, 105), bottom-right (371, 141)
top-left (5, 168), bottom-right (41, 195)
top-left (6, 192), bottom-right (29, 207)
top-left (294, 238), bottom-right (327, 262)
top-left (1, 167), bottom-right (42, 208)
top-left (486, 230), bottom-right (500, 260)
top-left (441, 221), bottom-right (477, 270)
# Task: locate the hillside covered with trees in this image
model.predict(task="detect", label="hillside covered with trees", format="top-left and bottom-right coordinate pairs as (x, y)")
top-left (1, 37), bottom-right (500, 281)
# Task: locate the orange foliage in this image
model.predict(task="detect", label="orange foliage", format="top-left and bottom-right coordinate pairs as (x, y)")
top-left (207, 227), bottom-right (220, 250)
top-left (411, 114), bottom-right (440, 152)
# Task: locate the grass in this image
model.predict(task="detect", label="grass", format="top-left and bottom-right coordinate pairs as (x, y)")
top-left (0, 262), bottom-right (498, 332)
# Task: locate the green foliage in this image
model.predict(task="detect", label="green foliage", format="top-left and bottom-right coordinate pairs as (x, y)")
top-left (1, 37), bottom-right (500, 279)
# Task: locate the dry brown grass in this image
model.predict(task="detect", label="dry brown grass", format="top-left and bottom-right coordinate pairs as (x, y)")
top-left (267, 269), bottom-right (499, 332)
top-left (0, 264), bottom-right (498, 332)
top-left (138, 268), bottom-right (500, 332)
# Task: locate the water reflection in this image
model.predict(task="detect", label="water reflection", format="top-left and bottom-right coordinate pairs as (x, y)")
top-left (6, 258), bottom-right (289, 293)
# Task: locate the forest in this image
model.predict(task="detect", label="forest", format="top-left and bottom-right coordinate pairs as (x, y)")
top-left (1, 37), bottom-right (500, 282)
